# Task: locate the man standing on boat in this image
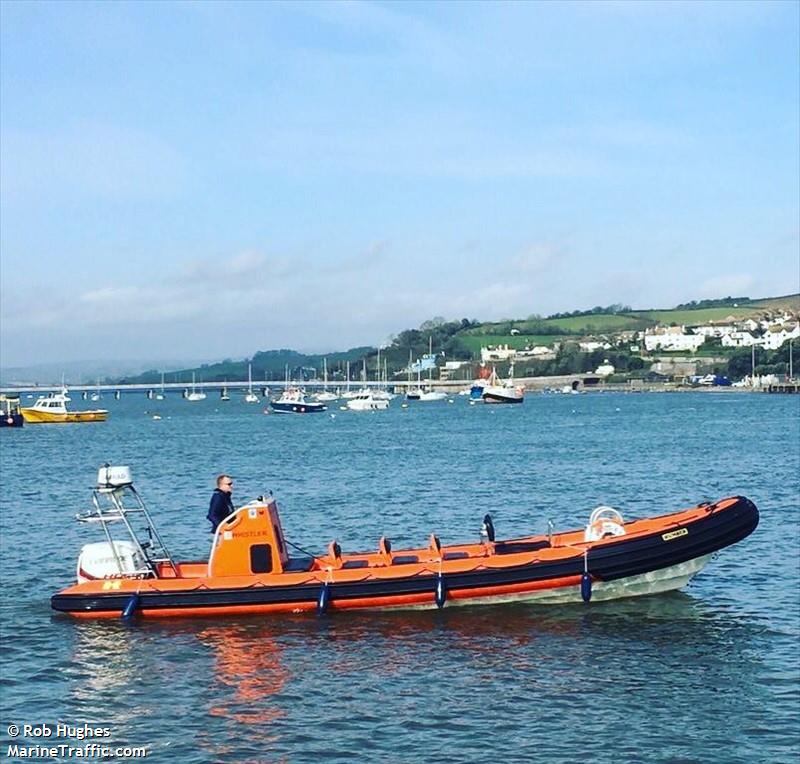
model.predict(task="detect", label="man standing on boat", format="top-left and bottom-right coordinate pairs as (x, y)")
top-left (207, 474), bottom-right (235, 532)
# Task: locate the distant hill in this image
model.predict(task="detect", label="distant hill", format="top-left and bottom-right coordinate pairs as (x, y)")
top-left (119, 347), bottom-right (375, 385)
top-left (6, 293), bottom-right (795, 386)
top-left (0, 357), bottom-right (212, 387)
top-left (144, 292), bottom-right (798, 382)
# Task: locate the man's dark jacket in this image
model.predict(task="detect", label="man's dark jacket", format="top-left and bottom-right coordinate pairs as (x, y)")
top-left (207, 489), bottom-right (234, 531)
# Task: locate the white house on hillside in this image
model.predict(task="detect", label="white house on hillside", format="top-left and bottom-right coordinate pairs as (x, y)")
top-left (722, 332), bottom-right (757, 348)
top-left (643, 327), bottom-right (705, 352)
top-left (761, 324), bottom-right (800, 350)
top-left (579, 341), bottom-right (611, 352)
top-left (693, 324), bottom-right (736, 339)
top-left (480, 345), bottom-right (517, 362)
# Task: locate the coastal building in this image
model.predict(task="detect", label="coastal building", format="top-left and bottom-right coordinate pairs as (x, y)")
top-left (579, 341), bottom-right (611, 352)
top-left (595, 360), bottom-right (615, 377)
top-left (651, 359), bottom-right (699, 377)
top-left (440, 360), bottom-right (470, 381)
top-left (721, 331), bottom-right (757, 348)
top-left (643, 327), bottom-right (705, 352)
top-left (516, 345), bottom-right (556, 360)
top-left (693, 324), bottom-right (736, 338)
top-left (404, 354), bottom-right (438, 374)
top-left (760, 323), bottom-right (800, 350)
top-left (480, 345), bottom-right (517, 362)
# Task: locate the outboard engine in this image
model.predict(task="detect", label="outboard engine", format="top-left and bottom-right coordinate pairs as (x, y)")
top-left (76, 540), bottom-right (148, 583)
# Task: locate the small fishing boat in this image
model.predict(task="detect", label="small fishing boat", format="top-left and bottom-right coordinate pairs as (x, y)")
top-left (482, 365), bottom-right (524, 404)
top-left (0, 395), bottom-right (24, 428)
top-left (51, 465), bottom-right (759, 619)
top-left (21, 389), bottom-right (108, 424)
top-left (270, 388), bottom-right (327, 414)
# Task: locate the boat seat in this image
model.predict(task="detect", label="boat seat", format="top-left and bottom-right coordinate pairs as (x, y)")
top-left (342, 559), bottom-right (370, 569)
top-left (494, 540), bottom-right (551, 555)
top-left (283, 556), bottom-right (315, 573)
top-left (443, 551), bottom-right (469, 561)
top-left (392, 555), bottom-right (419, 565)
top-left (378, 536), bottom-right (393, 565)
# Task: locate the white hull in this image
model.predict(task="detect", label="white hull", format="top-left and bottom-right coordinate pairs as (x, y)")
top-left (347, 397), bottom-right (390, 411)
top-left (186, 393), bottom-right (206, 402)
top-left (418, 391), bottom-right (447, 402)
top-left (314, 392), bottom-right (339, 402)
top-left (389, 555), bottom-right (713, 611)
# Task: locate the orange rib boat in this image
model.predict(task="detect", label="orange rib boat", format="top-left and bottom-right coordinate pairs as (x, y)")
top-left (51, 466), bottom-right (759, 619)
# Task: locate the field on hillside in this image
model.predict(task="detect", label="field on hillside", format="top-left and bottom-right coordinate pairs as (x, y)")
top-left (749, 294), bottom-right (800, 311)
top-left (628, 307), bottom-right (756, 325)
top-left (544, 314), bottom-right (649, 332)
top-left (455, 335), bottom-right (560, 354)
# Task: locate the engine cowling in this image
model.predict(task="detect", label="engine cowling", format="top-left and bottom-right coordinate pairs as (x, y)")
top-left (76, 541), bottom-right (148, 582)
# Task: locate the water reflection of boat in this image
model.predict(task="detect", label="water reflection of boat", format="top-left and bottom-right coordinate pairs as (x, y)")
top-left (21, 389), bottom-right (108, 423)
top-left (51, 465), bottom-right (759, 619)
top-left (198, 624), bottom-right (289, 726)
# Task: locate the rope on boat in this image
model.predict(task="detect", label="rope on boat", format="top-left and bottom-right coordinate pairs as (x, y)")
top-left (283, 537), bottom-right (328, 567)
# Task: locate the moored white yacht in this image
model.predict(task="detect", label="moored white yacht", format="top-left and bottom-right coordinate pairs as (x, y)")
top-left (346, 391), bottom-right (390, 411)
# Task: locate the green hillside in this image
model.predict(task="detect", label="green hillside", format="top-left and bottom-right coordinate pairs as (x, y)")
top-left (114, 293), bottom-right (798, 384)
top-left (628, 307), bottom-right (756, 325)
top-left (545, 314), bottom-right (650, 332)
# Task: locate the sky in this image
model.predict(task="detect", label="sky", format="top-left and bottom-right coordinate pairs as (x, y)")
top-left (1, 0), bottom-right (798, 368)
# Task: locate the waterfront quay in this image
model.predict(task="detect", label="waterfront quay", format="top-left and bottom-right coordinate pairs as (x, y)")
top-left (1, 374), bottom-right (792, 398)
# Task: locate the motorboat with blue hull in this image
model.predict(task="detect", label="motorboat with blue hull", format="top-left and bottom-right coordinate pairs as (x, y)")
top-left (270, 388), bottom-right (327, 414)
top-left (0, 396), bottom-right (24, 427)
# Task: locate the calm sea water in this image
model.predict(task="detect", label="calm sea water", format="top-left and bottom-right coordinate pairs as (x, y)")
top-left (0, 391), bottom-right (798, 763)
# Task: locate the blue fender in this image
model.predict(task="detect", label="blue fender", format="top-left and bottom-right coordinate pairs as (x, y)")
top-left (317, 582), bottom-right (331, 615)
top-left (435, 573), bottom-right (447, 609)
top-left (121, 593), bottom-right (140, 619)
top-left (580, 572), bottom-right (592, 603)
